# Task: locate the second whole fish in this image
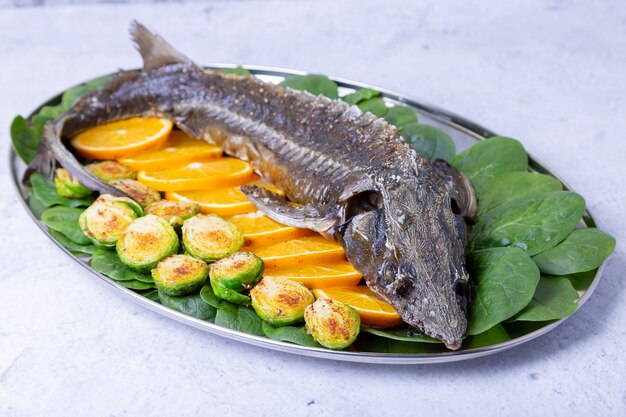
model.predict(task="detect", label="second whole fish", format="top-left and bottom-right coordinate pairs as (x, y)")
top-left (31, 22), bottom-right (477, 349)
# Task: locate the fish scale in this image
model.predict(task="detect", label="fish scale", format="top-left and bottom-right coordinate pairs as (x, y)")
top-left (30, 22), bottom-right (477, 349)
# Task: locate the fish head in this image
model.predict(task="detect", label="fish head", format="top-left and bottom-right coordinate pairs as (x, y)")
top-left (340, 174), bottom-right (470, 349)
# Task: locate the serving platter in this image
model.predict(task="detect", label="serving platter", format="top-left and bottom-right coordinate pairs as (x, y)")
top-left (9, 65), bottom-right (604, 364)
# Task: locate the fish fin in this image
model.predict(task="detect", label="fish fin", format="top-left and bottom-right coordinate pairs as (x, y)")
top-left (129, 20), bottom-right (193, 71)
top-left (432, 159), bottom-right (477, 219)
top-left (240, 185), bottom-right (338, 237)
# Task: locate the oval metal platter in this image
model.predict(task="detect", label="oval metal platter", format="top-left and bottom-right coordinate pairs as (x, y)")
top-left (10, 65), bottom-right (605, 364)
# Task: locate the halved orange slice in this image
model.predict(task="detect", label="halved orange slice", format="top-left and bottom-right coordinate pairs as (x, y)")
top-left (71, 118), bottom-right (173, 160)
top-left (137, 158), bottom-right (254, 192)
top-left (165, 178), bottom-right (283, 216)
top-left (312, 286), bottom-right (403, 329)
top-left (118, 130), bottom-right (222, 171)
top-left (249, 235), bottom-right (346, 269)
top-left (264, 262), bottom-right (362, 289)
top-left (226, 212), bottom-right (312, 246)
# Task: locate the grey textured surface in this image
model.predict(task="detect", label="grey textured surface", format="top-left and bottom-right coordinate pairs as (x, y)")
top-left (1, 1), bottom-right (625, 416)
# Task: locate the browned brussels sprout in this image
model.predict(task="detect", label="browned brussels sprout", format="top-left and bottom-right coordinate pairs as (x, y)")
top-left (250, 276), bottom-right (314, 326)
top-left (116, 214), bottom-right (179, 272)
top-left (304, 298), bottom-right (360, 349)
top-left (152, 254), bottom-right (209, 296)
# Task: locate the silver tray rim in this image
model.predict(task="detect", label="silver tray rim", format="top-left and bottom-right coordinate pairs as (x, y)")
top-left (9, 64), bottom-right (605, 365)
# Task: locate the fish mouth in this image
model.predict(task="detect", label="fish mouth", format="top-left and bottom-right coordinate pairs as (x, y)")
top-left (444, 340), bottom-right (462, 351)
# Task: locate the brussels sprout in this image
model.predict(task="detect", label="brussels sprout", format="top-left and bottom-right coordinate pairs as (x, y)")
top-left (79, 194), bottom-right (143, 247)
top-left (54, 168), bottom-right (93, 198)
top-left (182, 214), bottom-right (244, 262)
top-left (116, 214), bottom-right (179, 272)
top-left (304, 298), bottom-right (361, 350)
top-left (110, 179), bottom-right (161, 208)
top-left (251, 276), bottom-right (314, 326)
top-left (152, 254), bottom-right (209, 296)
top-left (86, 160), bottom-right (137, 182)
top-left (210, 251), bottom-right (264, 305)
top-left (145, 200), bottom-right (200, 228)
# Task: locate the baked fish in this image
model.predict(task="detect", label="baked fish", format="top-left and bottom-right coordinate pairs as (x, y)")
top-left (30, 21), bottom-right (477, 349)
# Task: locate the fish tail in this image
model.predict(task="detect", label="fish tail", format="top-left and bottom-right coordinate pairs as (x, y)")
top-left (23, 122), bottom-right (57, 185)
top-left (25, 118), bottom-right (126, 197)
top-left (130, 20), bottom-right (193, 71)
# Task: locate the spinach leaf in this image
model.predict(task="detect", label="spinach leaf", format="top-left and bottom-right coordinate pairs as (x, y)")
top-left (125, 270), bottom-right (154, 284)
top-left (214, 303), bottom-right (265, 336)
top-left (139, 289), bottom-right (160, 302)
top-left (62, 85), bottom-right (89, 110)
top-left (513, 276), bottom-right (579, 321)
top-left (90, 249), bottom-right (131, 280)
top-left (84, 75), bottom-right (114, 90)
top-left (352, 333), bottom-right (442, 353)
top-left (41, 206), bottom-right (91, 245)
top-left (28, 193), bottom-right (47, 218)
top-left (342, 87), bottom-right (380, 105)
top-left (62, 75), bottom-right (113, 109)
top-left (384, 106), bottom-right (417, 128)
top-left (532, 228), bottom-right (615, 275)
top-left (452, 136), bottom-right (528, 193)
top-left (222, 67), bottom-right (252, 76)
top-left (400, 123), bottom-right (456, 162)
top-left (31, 105), bottom-right (64, 138)
top-left (261, 322), bottom-right (320, 347)
top-left (567, 269), bottom-right (597, 292)
top-left (478, 172), bottom-right (562, 216)
top-left (49, 229), bottom-right (97, 255)
top-left (118, 280), bottom-right (154, 290)
top-left (199, 284), bottom-right (224, 308)
top-left (467, 324), bottom-right (510, 348)
top-left (342, 88), bottom-right (379, 105)
top-left (467, 247), bottom-right (540, 335)
top-left (361, 327), bottom-right (441, 344)
top-left (30, 172), bottom-right (94, 208)
top-left (159, 291), bottom-right (217, 320)
top-left (279, 74), bottom-right (339, 99)
top-left (10, 116), bottom-right (39, 164)
top-left (470, 191), bottom-right (586, 255)
top-left (357, 97), bottom-right (387, 117)
top-left (90, 249), bottom-right (152, 284)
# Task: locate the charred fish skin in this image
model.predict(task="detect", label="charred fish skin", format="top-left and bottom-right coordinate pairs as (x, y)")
top-left (29, 21), bottom-right (476, 349)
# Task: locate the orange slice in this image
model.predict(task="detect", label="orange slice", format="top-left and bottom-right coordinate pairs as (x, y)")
top-left (118, 130), bottom-right (222, 171)
top-left (226, 212), bottom-right (313, 246)
top-left (165, 178), bottom-right (283, 215)
top-left (312, 286), bottom-right (403, 329)
top-left (137, 158), bottom-right (254, 192)
top-left (71, 118), bottom-right (173, 160)
top-left (264, 262), bottom-right (362, 289)
top-left (249, 235), bottom-right (346, 269)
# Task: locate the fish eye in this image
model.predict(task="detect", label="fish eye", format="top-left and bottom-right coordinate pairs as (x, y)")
top-left (382, 261), bottom-right (397, 281)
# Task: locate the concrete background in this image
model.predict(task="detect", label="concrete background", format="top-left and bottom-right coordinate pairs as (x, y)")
top-left (1, 1), bottom-right (625, 416)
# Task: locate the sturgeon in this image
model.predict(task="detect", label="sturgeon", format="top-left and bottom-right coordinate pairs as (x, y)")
top-left (30, 22), bottom-right (477, 349)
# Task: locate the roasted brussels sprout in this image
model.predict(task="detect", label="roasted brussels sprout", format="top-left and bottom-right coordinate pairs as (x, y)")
top-left (54, 168), bottom-right (93, 198)
top-left (152, 254), bottom-right (209, 296)
top-left (79, 194), bottom-right (143, 247)
top-left (182, 214), bottom-right (244, 262)
top-left (250, 276), bottom-right (314, 326)
top-left (86, 160), bottom-right (137, 182)
top-left (145, 200), bottom-right (200, 228)
top-left (117, 214), bottom-right (179, 272)
top-left (110, 179), bottom-right (161, 208)
top-left (210, 251), bottom-right (264, 305)
top-left (304, 298), bottom-right (361, 350)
